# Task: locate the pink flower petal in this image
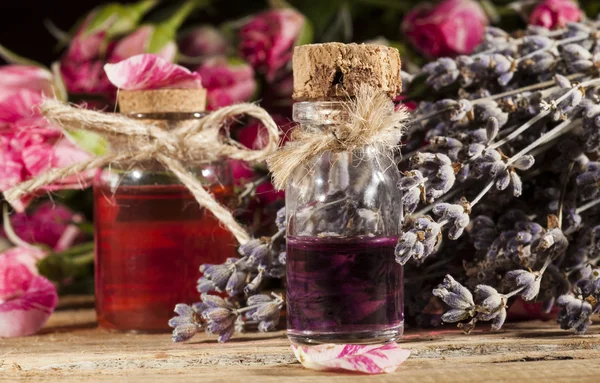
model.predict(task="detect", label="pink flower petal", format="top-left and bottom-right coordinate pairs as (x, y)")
top-left (0, 89), bottom-right (43, 126)
top-left (104, 54), bottom-right (202, 90)
top-left (0, 247), bottom-right (56, 338)
top-left (197, 56), bottom-right (256, 110)
top-left (291, 343), bottom-right (411, 374)
top-left (0, 65), bottom-right (54, 102)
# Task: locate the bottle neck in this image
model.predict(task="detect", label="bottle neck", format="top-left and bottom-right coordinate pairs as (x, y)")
top-left (292, 101), bottom-right (351, 127)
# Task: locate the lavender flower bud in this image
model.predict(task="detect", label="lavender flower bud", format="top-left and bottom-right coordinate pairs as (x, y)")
top-left (511, 155), bottom-right (535, 170)
top-left (498, 72), bottom-right (514, 86)
top-left (569, 59), bottom-right (594, 72)
top-left (510, 171), bottom-right (523, 197)
top-left (244, 270), bottom-right (264, 295)
top-left (275, 207), bottom-right (286, 231)
top-left (433, 275), bottom-right (475, 310)
top-left (226, 270), bottom-right (247, 296)
top-left (496, 171), bottom-right (511, 191)
top-left (398, 170), bottom-right (424, 190)
top-left (169, 303), bottom-right (202, 342)
top-left (474, 285), bottom-right (507, 330)
top-left (201, 293), bottom-right (233, 309)
top-left (486, 117), bottom-right (499, 143)
top-left (562, 44), bottom-right (592, 61)
top-left (171, 324), bottom-right (199, 342)
top-left (506, 269), bottom-right (541, 301)
top-left (557, 294), bottom-right (594, 334)
top-left (258, 320), bottom-right (277, 332)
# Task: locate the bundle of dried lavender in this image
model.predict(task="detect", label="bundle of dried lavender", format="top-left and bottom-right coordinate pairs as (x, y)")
top-left (171, 20), bottom-right (600, 342)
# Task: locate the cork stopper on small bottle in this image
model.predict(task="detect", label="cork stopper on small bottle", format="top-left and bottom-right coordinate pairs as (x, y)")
top-left (292, 43), bottom-right (402, 101)
top-left (117, 88), bottom-right (207, 114)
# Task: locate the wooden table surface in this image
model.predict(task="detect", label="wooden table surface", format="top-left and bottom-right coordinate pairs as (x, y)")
top-left (1, 304), bottom-right (599, 382)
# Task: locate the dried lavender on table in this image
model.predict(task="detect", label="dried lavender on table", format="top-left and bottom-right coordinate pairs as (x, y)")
top-left (171, 21), bottom-right (600, 343)
top-left (403, 20), bottom-right (600, 334)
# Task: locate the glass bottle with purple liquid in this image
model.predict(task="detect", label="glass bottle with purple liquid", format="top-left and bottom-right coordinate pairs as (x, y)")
top-left (285, 43), bottom-right (405, 344)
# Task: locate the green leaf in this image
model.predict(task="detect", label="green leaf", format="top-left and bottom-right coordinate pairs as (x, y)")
top-left (0, 44), bottom-right (45, 67)
top-left (148, 0), bottom-right (213, 54)
top-left (226, 56), bottom-right (248, 66)
top-left (85, 3), bottom-right (122, 34)
top-left (63, 129), bottom-right (109, 156)
top-left (86, 0), bottom-right (159, 38)
top-left (268, 0), bottom-right (293, 8)
top-left (147, 24), bottom-right (173, 54)
top-left (50, 62), bottom-right (68, 101)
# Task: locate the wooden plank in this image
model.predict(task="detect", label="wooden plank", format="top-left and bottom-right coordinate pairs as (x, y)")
top-left (0, 309), bottom-right (599, 382)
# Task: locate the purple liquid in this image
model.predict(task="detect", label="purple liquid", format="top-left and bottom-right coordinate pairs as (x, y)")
top-left (286, 236), bottom-right (404, 343)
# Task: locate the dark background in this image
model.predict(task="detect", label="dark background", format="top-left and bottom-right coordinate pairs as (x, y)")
top-left (0, 0), bottom-right (266, 66)
top-left (0, 1), bottom-right (117, 65)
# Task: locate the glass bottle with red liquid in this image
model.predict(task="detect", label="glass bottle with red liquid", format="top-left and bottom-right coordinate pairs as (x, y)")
top-left (285, 43), bottom-right (404, 344)
top-left (94, 88), bottom-right (237, 332)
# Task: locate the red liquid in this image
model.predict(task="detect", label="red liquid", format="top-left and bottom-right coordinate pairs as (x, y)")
top-left (94, 183), bottom-right (236, 332)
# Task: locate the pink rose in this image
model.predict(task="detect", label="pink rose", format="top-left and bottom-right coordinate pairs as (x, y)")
top-left (402, 0), bottom-right (489, 58)
top-left (104, 54), bottom-right (202, 90)
top-left (109, 25), bottom-right (178, 64)
top-left (178, 26), bottom-right (228, 60)
top-left (239, 9), bottom-right (305, 82)
top-left (197, 57), bottom-right (256, 110)
top-left (0, 246), bottom-right (57, 337)
top-left (1, 202), bottom-right (82, 252)
top-left (529, 0), bottom-right (583, 29)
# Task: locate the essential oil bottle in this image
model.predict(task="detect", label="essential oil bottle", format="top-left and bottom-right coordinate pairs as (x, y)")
top-left (94, 89), bottom-right (237, 332)
top-left (285, 43), bottom-right (404, 344)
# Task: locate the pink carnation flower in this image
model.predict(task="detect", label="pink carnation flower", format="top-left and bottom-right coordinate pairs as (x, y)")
top-left (0, 246), bottom-right (57, 337)
top-left (529, 0), bottom-right (583, 29)
top-left (178, 26), bottom-right (228, 60)
top-left (239, 9), bottom-right (305, 82)
top-left (402, 0), bottom-right (489, 58)
top-left (2, 202), bottom-right (82, 252)
top-left (0, 84), bottom-right (93, 211)
top-left (197, 57), bottom-right (256, 110)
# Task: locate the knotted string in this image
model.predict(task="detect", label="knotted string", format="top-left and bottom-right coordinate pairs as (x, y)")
top-left (267, 85), bottom-right (410, 190)
top-left (3, 99), bottom-right (281, 245)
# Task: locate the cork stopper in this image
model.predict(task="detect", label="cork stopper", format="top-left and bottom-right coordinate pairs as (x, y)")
top-left (117, 88), bottom-right (207, 114)
top-left (292, 43), bottom-right (402, 101)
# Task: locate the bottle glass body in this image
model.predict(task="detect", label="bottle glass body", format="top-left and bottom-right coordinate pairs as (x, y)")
top-left (94, 113), bottom-right (237, 332)
top-left (286, 101), bottom-right (404, 344)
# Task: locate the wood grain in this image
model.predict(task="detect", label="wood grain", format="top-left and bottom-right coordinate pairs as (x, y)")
top-left (0, 309), bottom-right (598, 382)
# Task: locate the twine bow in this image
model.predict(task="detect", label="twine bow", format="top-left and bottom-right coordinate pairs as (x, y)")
top-left (3, 99), bottom-right (281, 245)
top-left (267, 85), bottom-right (410, 190)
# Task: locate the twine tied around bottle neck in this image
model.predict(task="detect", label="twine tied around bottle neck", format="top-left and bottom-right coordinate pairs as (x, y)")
top-left (3, 99), bottom-right (281, 245)
top-left (267, 85), bottom-right (410, 190)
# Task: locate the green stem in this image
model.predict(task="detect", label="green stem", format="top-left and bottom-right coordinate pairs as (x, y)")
top-left (71, 252), bottom-right (95, 266)
top-left (54, 241), bottom-right (95, 258)
top-left (130, 0), bottom-right (160, 14)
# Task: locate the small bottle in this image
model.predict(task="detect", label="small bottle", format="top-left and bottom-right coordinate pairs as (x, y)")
top-left (94, 88), bottom-right (237, 332)
top-left (285, 43), bottom-right (404, 344)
